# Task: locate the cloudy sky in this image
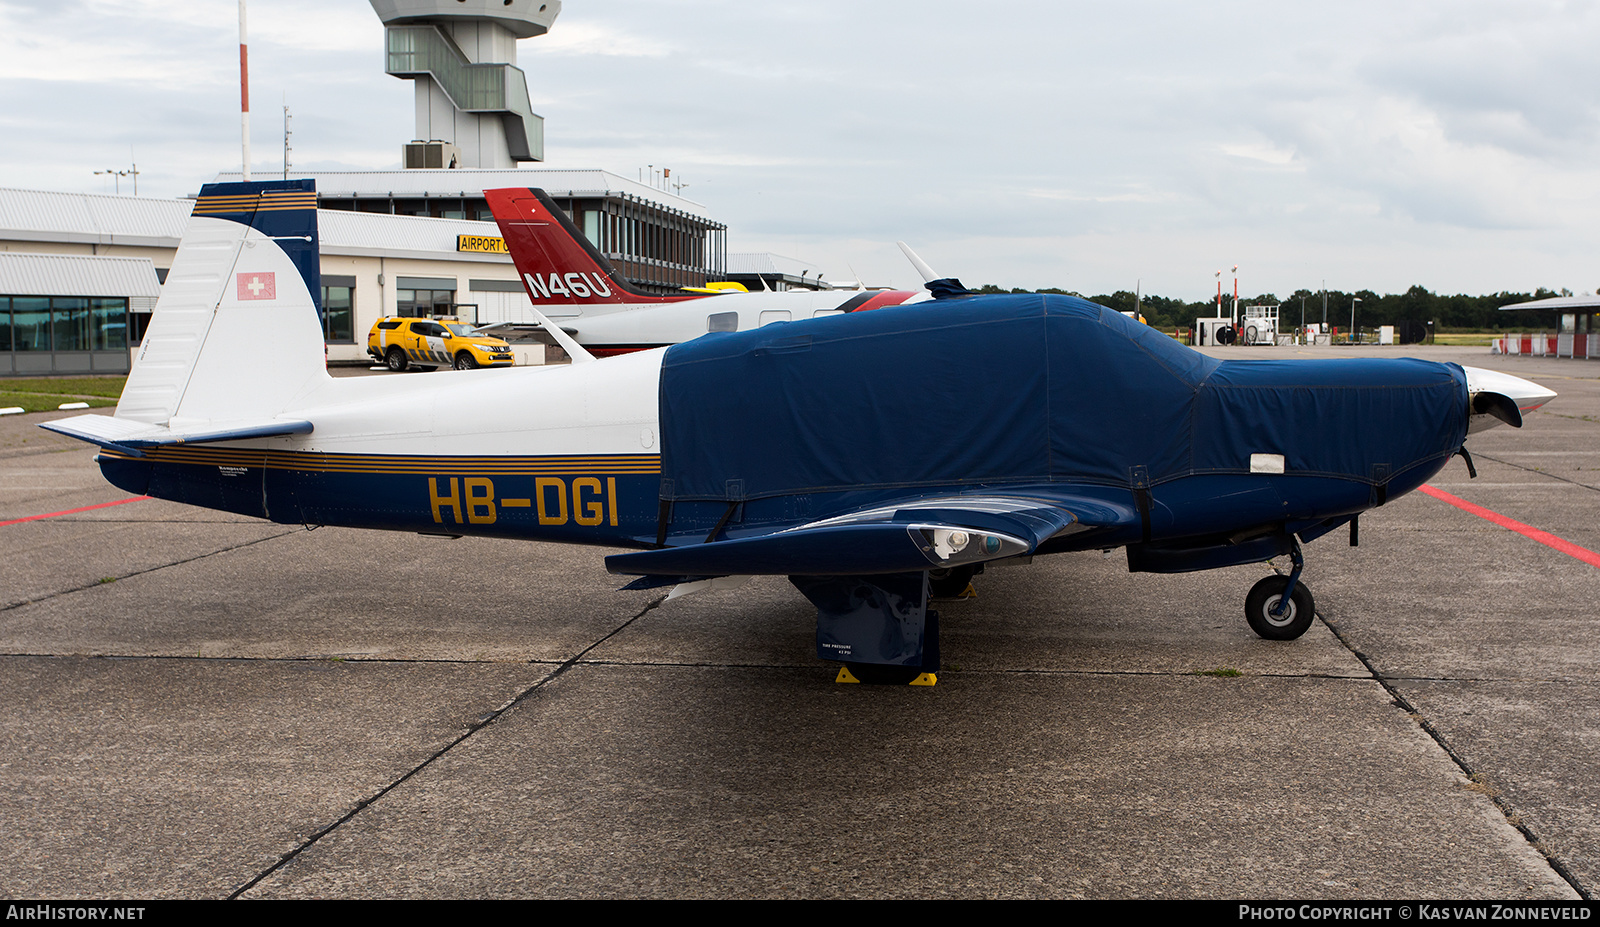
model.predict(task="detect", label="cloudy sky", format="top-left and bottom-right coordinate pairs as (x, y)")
top-left (2, 0), bottom-right (1597, 298)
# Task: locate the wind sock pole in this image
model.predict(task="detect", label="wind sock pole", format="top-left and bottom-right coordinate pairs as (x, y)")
top-left (239, 0), bottom-right (251, 181)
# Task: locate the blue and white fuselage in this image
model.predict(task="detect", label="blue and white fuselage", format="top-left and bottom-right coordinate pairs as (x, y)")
top-left (46, 181), bottom-right (1557, 680)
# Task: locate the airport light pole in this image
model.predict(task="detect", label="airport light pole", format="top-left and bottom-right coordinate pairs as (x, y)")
top-left (1231, 264), bottom-right (1239, 326)
top-left (240, 0), bottom-right (250, 181)
top-left (94, 168), bottom-right (134, 195)
top-left (1350, 297), bottom-right (1362, 345)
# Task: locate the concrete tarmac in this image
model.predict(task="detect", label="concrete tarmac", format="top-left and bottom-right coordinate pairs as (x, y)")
top-left (0, 344), bottom-right (1594, 899)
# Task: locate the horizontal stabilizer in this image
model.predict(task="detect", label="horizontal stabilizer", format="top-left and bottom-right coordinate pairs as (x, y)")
top-left (42, 413), bottom-right (312, 456)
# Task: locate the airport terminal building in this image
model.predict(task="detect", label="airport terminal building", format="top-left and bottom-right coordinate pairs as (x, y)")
top-left (0, 1), bottom-right (856, 376)
top-left (0, 170), bottom-right (727, 372)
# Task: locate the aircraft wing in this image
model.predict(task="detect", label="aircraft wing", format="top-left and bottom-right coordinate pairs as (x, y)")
top-left (605, 491), bottom-right (1136, 578)
top-left (40, 413), bottom-right (312, 457)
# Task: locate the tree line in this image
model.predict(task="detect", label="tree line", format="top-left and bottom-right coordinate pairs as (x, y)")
top-left (970, 284), bottom-right (1580, 332)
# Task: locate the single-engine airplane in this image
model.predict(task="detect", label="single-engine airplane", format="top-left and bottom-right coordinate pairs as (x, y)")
top-left (44, 181), bottom-right (1556, 684)
top-left (477, 187), bottom-right (929, 356)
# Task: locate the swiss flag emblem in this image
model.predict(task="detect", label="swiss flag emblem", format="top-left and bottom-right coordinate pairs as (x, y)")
top-left (236, 272), bottom-right (277, 301)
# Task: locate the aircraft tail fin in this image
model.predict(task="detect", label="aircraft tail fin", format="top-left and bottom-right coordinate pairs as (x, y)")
top-left (485, 187), bottom-right (690, 307)
top-left (115, 179), bottom-right (329, 429)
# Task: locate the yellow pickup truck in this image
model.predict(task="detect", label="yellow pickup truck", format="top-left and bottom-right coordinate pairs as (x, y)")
top-left (367, 317), bottom-right (515, 371)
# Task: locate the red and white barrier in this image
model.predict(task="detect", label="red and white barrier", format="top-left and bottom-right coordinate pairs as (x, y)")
top-left (1492, 333), bottom-right (1577, 357)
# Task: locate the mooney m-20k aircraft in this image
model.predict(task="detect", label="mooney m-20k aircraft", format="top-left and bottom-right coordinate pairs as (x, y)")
top-left (477, 187), bottom-right (930, 356)
top-left (44, 181), bottom-right (1556, 684)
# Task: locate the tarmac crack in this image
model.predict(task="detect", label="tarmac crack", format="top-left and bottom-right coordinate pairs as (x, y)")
top-left (226, 592), bottom-right (669, 900)
top-left (1318, 608), bottom-right (1590, 900)
top-left (0, 528), bottom-right (299, 614)
top-left (1473, 451), bottom-right (1600, 494)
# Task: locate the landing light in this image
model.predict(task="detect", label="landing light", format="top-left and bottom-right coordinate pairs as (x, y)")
top-left (913, 525), bottom-right (1028, 567)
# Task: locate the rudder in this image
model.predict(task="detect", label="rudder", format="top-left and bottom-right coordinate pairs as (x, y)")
top-left (117, 179), bottom-right (328, 428)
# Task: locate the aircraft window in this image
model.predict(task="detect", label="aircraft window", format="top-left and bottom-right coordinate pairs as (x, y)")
top-left (812, 309), bottom-right (845, 319)
top-left (707, 311), bottom-right (738, 333)
top-left (759, 310), bottom-right (791, 327)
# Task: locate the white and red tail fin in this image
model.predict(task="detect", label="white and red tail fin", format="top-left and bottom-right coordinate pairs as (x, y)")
top-left (120, 179), bottom-right (329, 428)
top-left (42, 180), bottom-right (328, 451)
top-left (485, 187), bottom-right (696, 307)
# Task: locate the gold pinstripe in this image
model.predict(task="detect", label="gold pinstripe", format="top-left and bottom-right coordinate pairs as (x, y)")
top-left (101, 446), bottom-right (661, 475)
top-left (193, 192), bottom-right (317, 215)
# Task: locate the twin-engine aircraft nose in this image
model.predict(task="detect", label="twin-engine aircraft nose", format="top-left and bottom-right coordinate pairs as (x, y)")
top-left (1463, 366), bottom-right (1557, 433)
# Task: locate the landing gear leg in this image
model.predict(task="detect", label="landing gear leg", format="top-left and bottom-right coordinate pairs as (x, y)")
top-left (1244, 539), bottom-right (1315, 640)
top-left (790, 572), bottom-right (940, 685)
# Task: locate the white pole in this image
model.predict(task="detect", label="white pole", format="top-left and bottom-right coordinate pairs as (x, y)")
top-left (240, 0), bottom-right (251, 181)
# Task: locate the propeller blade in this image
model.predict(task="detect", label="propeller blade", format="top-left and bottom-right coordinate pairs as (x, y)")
top-left (1472, 391), bottom-right (1522, 428)
top-left (897, 242), bottom-right (940, 284)
top-left (1462, 366), bottom-right (1555, 433)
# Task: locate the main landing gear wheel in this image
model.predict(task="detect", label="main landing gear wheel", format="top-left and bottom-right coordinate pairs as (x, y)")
top-left (454, 352), bottom-right (478, 370)
top-left (385, 348), bottom-right (409, 372)
top-left (1245, 575), bottom-right (1315, 641)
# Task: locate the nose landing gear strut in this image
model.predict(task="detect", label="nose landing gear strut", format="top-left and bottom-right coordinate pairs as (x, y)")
top-left (1244, 538), bottom-right (1315, 640)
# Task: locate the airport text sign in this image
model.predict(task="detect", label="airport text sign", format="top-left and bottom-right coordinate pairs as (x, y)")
top-left (457, 235), bottom-right (508, 254)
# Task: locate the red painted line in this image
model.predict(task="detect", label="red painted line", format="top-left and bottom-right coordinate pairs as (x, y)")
top-left (1420, 484), bottom-right (1600, 569)
top-left (0, 495), bottom-right (150, 527)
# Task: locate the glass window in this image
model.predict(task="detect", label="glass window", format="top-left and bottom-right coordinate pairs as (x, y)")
top-left (0, 297), bottom-right (9, 352)
top-left (759, 310), bottom-right (791, 327)
top-left (707, 311), bottom-right (738, 333)
top-left (91, 298), bottom-right (127, 350)
top-left (52, 297), bottom-right (91, 352)
top-left (13, 298), bottom-right (48, 350)
top-left (398, 288), bottom-right (457, 318)
top-left (321, 285), bottom-right (353, 342)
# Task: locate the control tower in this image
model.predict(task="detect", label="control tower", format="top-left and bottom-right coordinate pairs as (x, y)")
top-left (371, 0), bottom-right (560, 168)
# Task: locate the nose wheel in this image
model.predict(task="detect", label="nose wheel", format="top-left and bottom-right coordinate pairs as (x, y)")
top-left (1244, 539), bottom-right (1316, 640)
top-left (1245, 575), bottom-right (1315, 639)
